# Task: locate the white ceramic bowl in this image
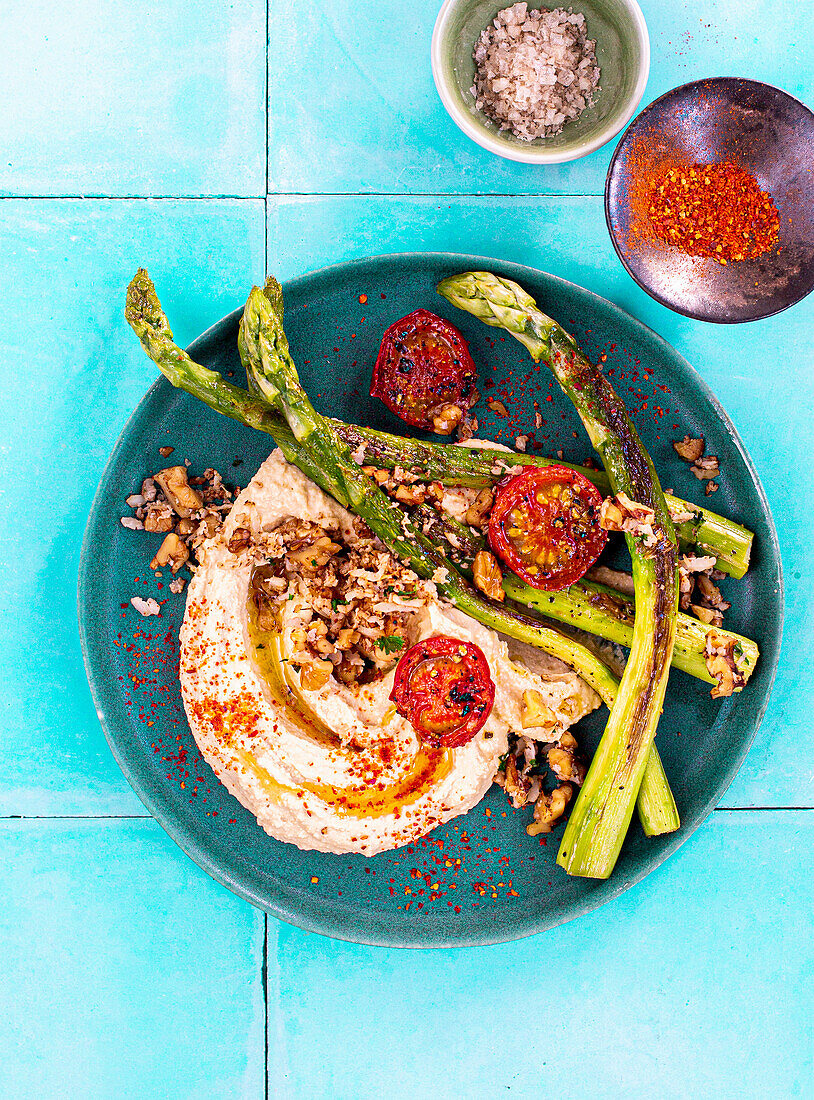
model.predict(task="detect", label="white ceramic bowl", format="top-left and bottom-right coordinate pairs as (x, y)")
top-left (431, 0), bottom-right (650, 164)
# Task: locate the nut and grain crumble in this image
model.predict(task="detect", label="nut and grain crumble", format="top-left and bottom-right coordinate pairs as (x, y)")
top-left (122, 455), bottom-right (237, 614)
top-left (495, 722), bottom-right (585, 834)
top-left (246, 516), bottom-right (433, 688)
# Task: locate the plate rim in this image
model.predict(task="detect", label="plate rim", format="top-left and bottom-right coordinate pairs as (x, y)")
top-left (78, 250), bottom-right (784, 947)
top-left (604, 76), bottom-right (814, 324)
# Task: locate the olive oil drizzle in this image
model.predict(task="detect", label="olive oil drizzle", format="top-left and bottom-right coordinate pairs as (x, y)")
top-left (244, 591), bottom-right (454, 818)
top-left (247, 598), bottom-right (339, 748)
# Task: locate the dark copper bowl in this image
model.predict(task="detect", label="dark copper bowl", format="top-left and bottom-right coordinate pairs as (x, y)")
top-left (606, 78), bottom-right (814, 323)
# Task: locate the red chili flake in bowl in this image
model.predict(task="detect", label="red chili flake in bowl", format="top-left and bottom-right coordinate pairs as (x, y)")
top-left (647, 162), bottom-right (779, 263)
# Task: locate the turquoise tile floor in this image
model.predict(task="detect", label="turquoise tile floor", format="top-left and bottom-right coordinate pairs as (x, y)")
top-left (1, 1), bottom-right (811, 1097)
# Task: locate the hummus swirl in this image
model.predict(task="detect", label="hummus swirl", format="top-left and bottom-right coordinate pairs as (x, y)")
top-left (180, 450), bottom-right (599, 855)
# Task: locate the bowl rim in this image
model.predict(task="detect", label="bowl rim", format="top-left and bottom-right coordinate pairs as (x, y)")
top-left (430, 0), bottom-right (651, 164)
top-left (604, 76), bottom-right (814, 323)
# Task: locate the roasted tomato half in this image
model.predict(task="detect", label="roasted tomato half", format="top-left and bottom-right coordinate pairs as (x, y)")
top-left (488, 465), bottom-right (607, 591)
top-left (390, 635), bottom-right (495, 747)
top-left (370, 309), bottom-right (477, 432)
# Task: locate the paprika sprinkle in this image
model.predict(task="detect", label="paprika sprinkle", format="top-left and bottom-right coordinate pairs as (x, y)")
top-left (647, 162), bottom-right (780, 264)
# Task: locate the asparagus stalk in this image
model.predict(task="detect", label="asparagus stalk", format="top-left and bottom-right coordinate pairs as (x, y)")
top-left (234, 282), bottom-right (618, 696)
top-left (439, 271), bottom-right (681, 878)
top-left (504, 576), bottom-right (757, 686)
top-left (125, 269), bottom-right (344, 497)
top-left (333, 424), bottom-right (752, 578)
top-left (242, 278), bottom-right (680, 837)
top-left (125, 269), bottom-right (679, 837)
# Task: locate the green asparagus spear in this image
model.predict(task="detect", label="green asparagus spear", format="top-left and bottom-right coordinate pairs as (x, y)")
top-left (236, 282), bottom-right (618, 694)
top-left (504, 576), bottom-right (757, 686)
top-left (420, 500), bottom-right (756, 689)
top-left (421, 498), bottom-right (756, 689)
top-left (439, 271), bottom-right (681, 878)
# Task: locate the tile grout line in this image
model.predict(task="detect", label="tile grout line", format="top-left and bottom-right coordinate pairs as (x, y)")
top-left (264, 6), bottom-right (270, 1091)
top-left (263, 191), bottom-right (606, 199)
top-left (0, 194), bottom-right (267, 201)
top-left (0, 192), bottom-right (606, 201)
top-left (0, 814), bottom-right (154, 820)
top-left (264, 0), bottom-right (270, 280)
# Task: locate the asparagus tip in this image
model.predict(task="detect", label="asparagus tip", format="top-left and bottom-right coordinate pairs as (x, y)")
top-left (125, 267), bottom-right (173, 343)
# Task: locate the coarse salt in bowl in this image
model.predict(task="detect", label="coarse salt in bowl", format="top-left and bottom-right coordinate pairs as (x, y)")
top-left (431, 0), bottom-right (650, 164)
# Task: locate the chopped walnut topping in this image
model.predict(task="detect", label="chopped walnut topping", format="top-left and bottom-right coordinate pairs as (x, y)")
top-left (680, 553), bottom-right (717, 573)
top-left (150, 532), bottom-right (189, 574)
top-left (227, 527), bottom-right (252, 554)
top-left (527, 783), bottom-right (573, 836)
top-left (140, 477), bottom-right (158, 502)
top-left (299, 660), bottom-right (333, 691)
top-left (704, 630), bottom-right (747, 699)
top-left (599, 492), bottom-right (659, 549)
top-left (673, 435), bottom-right (705, 463)
top-left (158, 445), bottom-right (175, 458)
top-left (487, 397), bottom-right (508, 417)
top-left (130, 596), bottom-right (161, 617)
top-left (287, 534), bottom-right (342, 570)
top-left (691, 604), bottom-right (722, 626)
top-left (697, 573), bottom-right (725, 607)
top-left (472, 550), bottom-right (504, 602)
top-left (705, 481), bottom-right (719, 496)
top-left (122, 464), bottom-right (235, 591)
top-left (679, 553), bottom-right (730, 622)
top-left (393, 484), bottom-right (426, 506)
top-left (456, 413), bottom-right (478, 443)
top-left (504, 755), bottom-right (532, 808)
top-left (678, 568), bottom-right (694, 611)
top-left (691, 455), bottom-right (720, 481)
top-left (521, 689), bottom-right (557, 732)
top-left (514, 434), bottom-right (528, 452)
top-left (464, 488), bottom-right (494, 529)
top-left (251, 517), bottom-right (431, 686)
top-left (154, 466), bottom-right (203, 516)
top-left (430, 402), bottom-right (463, 434)
top-left (534, 410), bottom-right (543, 429)
top-left (169, 576), bottom-right (186, 594)
top-left (143, 502), bottom-right (174, 533)
top-left (547, 731), bottom-right (586, 785)
top-left (668, 501), bottom-right (697, 524)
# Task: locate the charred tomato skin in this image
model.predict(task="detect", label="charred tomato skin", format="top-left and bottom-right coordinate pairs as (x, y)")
top-left (488, 465), bottom-right (607, 592)
top-left (390, 635), bottom-right (495, 747)
top-left (370, 309), bottom-right (477, 431)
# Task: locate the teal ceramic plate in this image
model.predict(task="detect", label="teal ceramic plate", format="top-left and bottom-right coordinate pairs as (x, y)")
top-left (79, 253), bottom-right (782, 947)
